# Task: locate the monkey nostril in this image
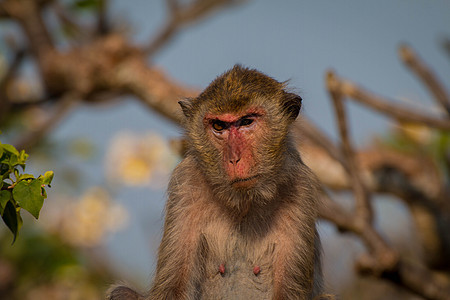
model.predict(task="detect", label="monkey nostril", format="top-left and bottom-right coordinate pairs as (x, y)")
top-left (230, 158), bottom-right (241, 165)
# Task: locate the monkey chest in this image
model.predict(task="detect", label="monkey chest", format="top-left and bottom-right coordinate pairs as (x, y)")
top-left (200, 236), bottom-right (275, 300)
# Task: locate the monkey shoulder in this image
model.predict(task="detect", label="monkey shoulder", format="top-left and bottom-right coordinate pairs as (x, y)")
top-left (166, 155), bottom-right (212, 214)
top-left (168, 156), bottom-right (202, 192)
top-left (287, 155), bottom-right (320, 202)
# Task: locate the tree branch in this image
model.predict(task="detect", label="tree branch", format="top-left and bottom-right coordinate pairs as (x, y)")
top-left (295, 118), bottom-right (345, 166)
top-left (52, 1), bottom-right (86, 41)
top-left (327, 71), bottom-right (373, 225)
top-left (1, 0), bottom-right (54, 64)
top-left (97, 0), bottom-right (109, 35)
top-left (399, 44), bottom-right (450, 116)
top-left (327, 70), bottom-right (450, 130)
top-left (320, 191), bottom-right (450, 300)
top-left (112, 58), bottom-right (197, 124)
top-left (145, 0), bottom-right (242, 56)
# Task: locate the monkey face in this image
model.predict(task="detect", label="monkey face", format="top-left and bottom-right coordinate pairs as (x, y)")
top-left (178, 65), bottom-right (303, 206)
top-left (203, 107), bottom-right (267, 187)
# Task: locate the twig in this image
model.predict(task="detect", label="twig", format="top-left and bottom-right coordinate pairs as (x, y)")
top-left (53, 1), bottom-right (85, 40)
top-left (145, 0), bottom-right (241, 56)
top-left (295, 118), bottom-right (345, 167)
top-left (399, 44), bottom-right (450, 116)
top-left (0, 0), bottom-right (54, 70)
top-left (319, 190), bottom-right (397, 269)
top-left (328, 70), bottom-right (450, 130)
top-left (97, 0), bottom-right (109, 35)
top-left (0, 2), bottom-right (9, 18)
top-left (166, 0), bottom-right (180, 14)
top-left (326, 71), bottom-right (373, 225)
top-left (395, 260), bottom-right (450, 300)
top-left (442, 38), bottom-right (450, 59)
top-left (318, 190), bottom-right (354, 231)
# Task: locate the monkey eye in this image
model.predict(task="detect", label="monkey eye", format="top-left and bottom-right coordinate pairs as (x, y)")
top-left (212, 120), bottom-right (226, 132)
top-left (239, 118), bottom-right (254, 127)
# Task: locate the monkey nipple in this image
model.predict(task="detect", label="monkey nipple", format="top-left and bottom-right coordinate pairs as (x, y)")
top-left (219, 263), bottom-right (225, 275)
top-left (253, 265), bottom-right (261, 276)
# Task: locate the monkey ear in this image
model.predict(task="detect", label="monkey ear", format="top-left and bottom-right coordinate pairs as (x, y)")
top-left (178, 99), bottom-right (193, 118)
top-left (283, 93), bottom-right (302, 121)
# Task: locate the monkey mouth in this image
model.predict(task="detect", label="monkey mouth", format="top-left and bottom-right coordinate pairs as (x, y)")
top-left (231, 175), bottom-right (261, 186)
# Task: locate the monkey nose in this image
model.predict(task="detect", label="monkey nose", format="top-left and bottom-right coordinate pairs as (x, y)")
top-left (229, 158), bottom-right (241, 165)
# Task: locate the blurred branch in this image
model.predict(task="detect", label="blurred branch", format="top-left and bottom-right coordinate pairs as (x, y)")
top-left (145, 0), bottom-right (242, 56)
top-left (442, 38), bottom-right (450, 59)
top-left (113, 60), bottom-right (197, 124)
top-left (97, 0), bottom-right (109, 35)
top-left (394, 261), bottom-right (450, 300)
top-left (318, 46), bottom-right (450, 299)
top-left (327, 70), bottom-right (450, 130)
top-left (319, 190), bottom-right (450, 300)
top-left (295, 118), bottom-right (344, 166)
top-left (0, 0), bottom-right (54, 65)
top-left (318, 191), bottom-right (397, 271)
top-left (399, 44), bottom-right (450, 116)
top-left (327, 71), bottom-right (373, 225)
top-left (53, 1), bottom-right (86, 40)
top-left (0, 2), bottom-right (8, 18)
top-left (166, 0), bottom-right (180, 14)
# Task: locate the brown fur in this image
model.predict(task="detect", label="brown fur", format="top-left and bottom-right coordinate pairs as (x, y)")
top-left (108, 65), bottom-right (325, 299)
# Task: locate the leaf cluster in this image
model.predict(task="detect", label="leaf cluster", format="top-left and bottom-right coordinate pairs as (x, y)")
top-left (0, 139), bottom-right (54, 243)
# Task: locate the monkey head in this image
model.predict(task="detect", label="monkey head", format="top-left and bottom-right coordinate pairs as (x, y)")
top-left (179, 65), bottom-right (302, 210)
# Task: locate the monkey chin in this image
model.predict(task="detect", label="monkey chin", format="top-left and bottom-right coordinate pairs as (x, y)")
top-left (230, 174), bottom-right (261, 188)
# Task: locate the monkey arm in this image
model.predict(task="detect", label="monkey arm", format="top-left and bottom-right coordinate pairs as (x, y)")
top-left (272, 219), bottom-right (319, 300)
top-left (149, 226), bottom-right (203, 299)
top-left (148, 161), bottom-right (206, 300)
top-left (271, 168), bottom-right (321, 300)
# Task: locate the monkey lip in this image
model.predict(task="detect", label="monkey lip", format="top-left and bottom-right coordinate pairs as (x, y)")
top-left (231, 174), bottom-right (261, 187)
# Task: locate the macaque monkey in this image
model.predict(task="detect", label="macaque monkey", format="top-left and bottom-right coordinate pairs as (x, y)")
top-left (108, 65), bottom-right (324, 299)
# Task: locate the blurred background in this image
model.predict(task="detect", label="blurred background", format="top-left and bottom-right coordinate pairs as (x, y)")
top-left (0, 0), bottom-right (449, 299)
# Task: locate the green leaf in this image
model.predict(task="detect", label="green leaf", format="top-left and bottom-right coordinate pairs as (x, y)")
top-left (0, 190), bottom-right (11, 215)
top-left (1, 201), bottom-right (19, 243)
top-left (41, 187), bottom-right (47, 199)
top-left (39, 171), bottom-right (54, 187)
top-left (2, 143), bottom-right (19, 156)
top-left (72, 0), bottom-right (100, 10)
top-left (12, 179), bottom-right (44, 219)
top-left (0, 163), bottom-right (9, 177)
top-left (8, 154), bottom-right (19, 168)
top-left (1, 181), bottom-right (10, 190)
top-left (18, 174), bottom-right (35, 181)
top-left (17, 150), bottom-right (28, 170)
